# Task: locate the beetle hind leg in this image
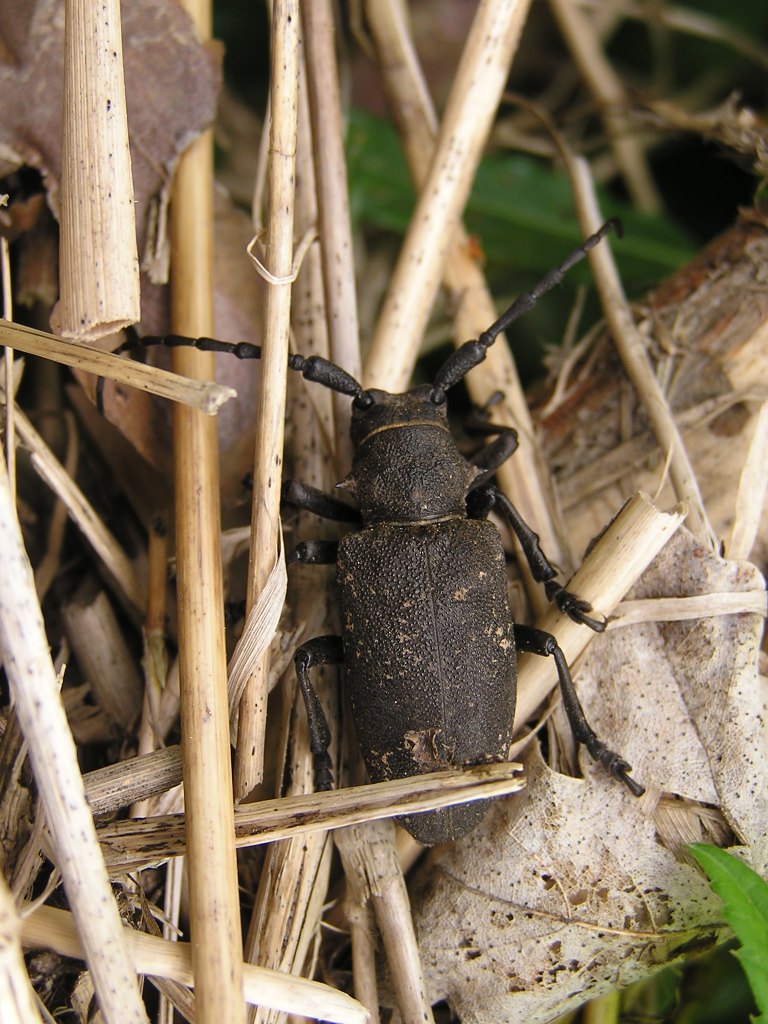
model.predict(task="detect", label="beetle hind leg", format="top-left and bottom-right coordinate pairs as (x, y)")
top-left (294, 635), bottom-right (343, 791)
top-left (514, 624), bottom-right (644, 797)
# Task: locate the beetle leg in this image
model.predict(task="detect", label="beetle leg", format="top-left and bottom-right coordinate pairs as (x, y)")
top-left (469, 428), bottom-right (519, 486)
top-left (282, 479), bottom-right (361, 523)
top-left (294, 635), bottom-right (343, 791)
top-left (467, 483), bottom-right (606, 632)
top-left (513, 624), bottom-right (644, 797)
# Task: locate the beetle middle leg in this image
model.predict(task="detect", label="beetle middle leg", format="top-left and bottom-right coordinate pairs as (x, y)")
top-left (514, 624), bottom-right (644, 796)
top-left (293, 635), bottom-right (343, 791)
top-left (467, 482), bottom-right (605, 631)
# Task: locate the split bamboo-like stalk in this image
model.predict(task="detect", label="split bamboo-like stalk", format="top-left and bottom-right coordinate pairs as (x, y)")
top-left (364, 0), bottom-right (533, 391)
top-left (515, 492), bottom-right (686, 726)
top-left (22, 906), bottom-right (368, 1024)
top-left (366, 0), bottom-right (570, 608)
top-left (83, 745), bottom-right (184, 817)
top-left (132, 515), bottom-right (170, 817)
top-left (233, 0), bottom-right (300, 799)
top-left (0, 319), bottom-right (235, 414)
top-left (169, 0), bottom-right (245, 1018)
top-left (0, 458), bottom-right (148, 1024)
top-left (52, 0), bottom-right (140, 339)
top-left (336, 821), bottom-right (435, 1024)
top-left (96, 763), bottom-right (526, 873)
top-left (1, 239), bottom-right (15, 495)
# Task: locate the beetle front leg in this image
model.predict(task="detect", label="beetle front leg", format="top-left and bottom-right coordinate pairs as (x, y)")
top-left (294, 635), bottom-right (343, 791)
top-left (470, 428), bottom-right (519, 487)
top-left (282, 479), bottom-right (361, 524)
top-left (513, 624), bottom-right (644, 797)
top-left (467, 482), bottom-right (605, 632)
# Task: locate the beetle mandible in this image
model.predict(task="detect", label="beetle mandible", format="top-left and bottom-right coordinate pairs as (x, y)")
top-left (113, 218), bottom-right (643, 844)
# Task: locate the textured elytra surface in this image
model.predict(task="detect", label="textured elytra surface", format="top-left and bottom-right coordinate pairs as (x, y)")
top-left (403, 529), bottom-right (768, 1023)
top-left (338, 518), bottom-right (516, 841)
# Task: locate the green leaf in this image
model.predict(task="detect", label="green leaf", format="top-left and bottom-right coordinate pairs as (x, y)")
top-left (690, 843), bottom-right (768, 1023)
top-left (346, 108), bottom-right (696, 292)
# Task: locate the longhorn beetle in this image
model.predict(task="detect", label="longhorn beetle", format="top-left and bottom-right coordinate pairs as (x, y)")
top-left (109, 218), bottom-right (643, 844)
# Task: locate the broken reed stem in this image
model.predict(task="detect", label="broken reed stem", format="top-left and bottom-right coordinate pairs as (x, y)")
top-left (364, 0), bottom-right (533, 391)
top-left (96, 763), bottom-right (525, 872)
top-left (0, 458), bottom-right (148, 1024)
top-left (548, 0), bottom-right (661, 213)
top-left (515, 492), bottom-right (686, 726)
top-left (233, 0), bottom-right (300, 801)
top-left (726, 400), bottom-right (768, 559)
top-left (13, 406), bottom-right (144, 614)
top-left (366, 0), bottom-right (570, 603)
top-left (0, 870), bottom-right (42, 1024)
top-left (21, 906), bottom-right (368, 1024)
top-left (83, 745), bottom-right (184, 817)
top-left (0, 319), bottom-right (235, 413)
top-left (53, 0), bottom-right (139, 339)
top-left (567, 155), bottom-right (715, 545)
top-left (336, 821), bottom-right (435, 1024)
top-left (62, 578), bottom-right (144, 730)
top-left (302, 0), bottom-right (361, 468)
top-left (610, 591), bottom-right (768, 628)
top-left (342, 870), bottom-right (380, 1024)
top-left (169, 0), bottom-right (244, 1019)
top-left (31, 410), bottom-right (77, 603)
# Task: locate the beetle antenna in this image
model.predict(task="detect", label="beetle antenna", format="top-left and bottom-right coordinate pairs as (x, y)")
top-left (430, 218), bottom-right (621, 402)
top-left (96, 333), bottom-right (372, 412)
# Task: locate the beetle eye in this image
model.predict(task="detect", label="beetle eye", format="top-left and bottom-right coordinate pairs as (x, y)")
top-left (353, 391), bottom-right (374, 411)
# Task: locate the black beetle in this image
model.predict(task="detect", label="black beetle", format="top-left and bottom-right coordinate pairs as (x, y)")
top-left (108, 218), bottom-right (643, 844)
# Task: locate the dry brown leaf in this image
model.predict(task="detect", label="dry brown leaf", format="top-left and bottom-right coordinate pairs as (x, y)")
top-left (406, 528), bottom-right (767, 1023)
top-left (0, 0), bottom-right (220, 258)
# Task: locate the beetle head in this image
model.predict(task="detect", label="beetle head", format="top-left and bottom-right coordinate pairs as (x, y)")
top-left (343, 385), bottom-right (480, 522)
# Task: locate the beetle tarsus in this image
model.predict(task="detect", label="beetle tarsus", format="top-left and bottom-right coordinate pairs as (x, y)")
top-left (545, 581), bottom-right (607, 633)
top-left (592, 745), bottom-right (646, 798)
